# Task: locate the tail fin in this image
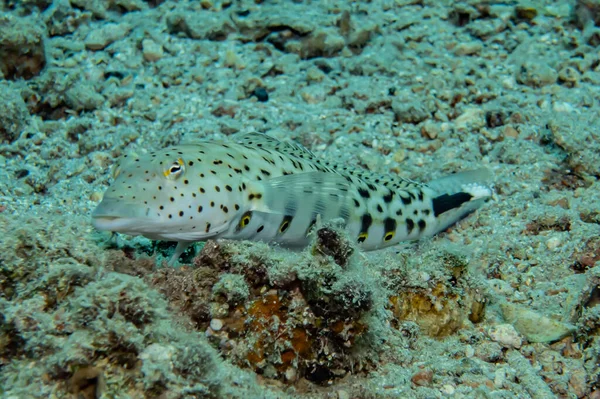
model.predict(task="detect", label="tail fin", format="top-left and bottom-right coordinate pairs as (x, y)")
top-left (426, 168), bottom-right (493, 235)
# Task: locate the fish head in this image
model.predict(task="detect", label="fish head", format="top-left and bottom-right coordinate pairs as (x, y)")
top-left (92, 148), bottom-right (237, 241)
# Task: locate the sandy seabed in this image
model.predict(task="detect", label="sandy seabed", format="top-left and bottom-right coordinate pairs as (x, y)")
top-left (1, 0), bottom-right (600, 398)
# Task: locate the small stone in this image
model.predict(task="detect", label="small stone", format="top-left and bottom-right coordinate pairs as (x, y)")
top-left (488, 323), bottom-right (522, 348)
top-left (557, 66), bottom-right (579, 87)
top-left (420, 122), bottom-right (439, 139)
top-left (516, 61), bottom-right (557, 88)
top-left (411, 369), bottom-right (433, 386)
top-left (306, 67), bottom-right (325, 83)
top-left (392, 149), bottom-right (406, 163)
top-left (90, 192), bottom-right (103, 202)
top-left (284, 367), bottom-right (297, 382)
top-left (210, 318), bottom-right (224, 331)
top-left (453, 41), bottom-right (482, 55)
top-left (337, 390), bottom-right (350, 399)
top-left (455, 108), bottom-right (485, 131)
top-left (503, 126), bottom-right (519, 138)
top-left (252, 87), bottom-right (269, 102)
top-left (546, 236), bottom-right (562, 250)
top-left (515, 4), bottom-right (538, 20)
top-left (440, 384), bottom-right (455, 395)
top-left (85, 23), bottom-right (131, 50)
top-left (142, 39), bottom-right (164, 62)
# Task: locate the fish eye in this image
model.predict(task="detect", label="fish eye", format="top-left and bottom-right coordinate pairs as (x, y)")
top-left (164, 158), bottom-right (185, 180)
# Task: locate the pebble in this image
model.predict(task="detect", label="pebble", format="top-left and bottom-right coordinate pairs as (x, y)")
top-left (85, 23), bottom-right (131, 50)
top-left (337, 390), bottom-right (350, 399)
top-left (546, 236), bottom-right (562, 250)
top-left (210, 318), bottom-right (224, 331)
top-left (488, 323), bottom-right (522, 349)
top-left (89, 191), bottom-right (103, 202)
top-left (252, 87), bottom-right (269, 102)
top-left (142, 39), bottom-right (164, 62)
top-left (440, 384), bottom-right (455, 395)
top-left (411, 369), bottom-right (433, 386)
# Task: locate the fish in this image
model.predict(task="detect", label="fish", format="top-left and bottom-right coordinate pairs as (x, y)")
top-left (92, 133), bottom-right (493, 263)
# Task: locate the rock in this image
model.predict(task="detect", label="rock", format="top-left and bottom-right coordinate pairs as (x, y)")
top-left (411, 369), bottom-right (433, 386)
top-left (142, 39), bottom-right (164, 62)
top-left (500, 302), bottom-right (576, 343)
top-left (64, 82), bottom-right (105, 111)
top-left (0, 14), bottom-right (47, 80)
top-left (488, 323), bottom-right (522, 348)
top-left (166, 11), bottom-right (235, 41)
top-left (0, 81), bottom-right (30, 143)
top-left (84, 23), bottom-right (131, 50)
top-left (392, 99), bottom-right (432, 124)
top-left (516, 61), bottom-right (558, 87)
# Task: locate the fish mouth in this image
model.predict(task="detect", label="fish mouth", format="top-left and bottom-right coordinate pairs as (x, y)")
top-left (91, 198), bottom-right (149, 233)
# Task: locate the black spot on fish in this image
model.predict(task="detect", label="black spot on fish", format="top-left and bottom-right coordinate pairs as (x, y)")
top-left (279, 215), bottom-right (293, 233)
top-left (257, 225), bottom-right (264, 233)
top-left (360, 213), bottom-right (373, 236)
top-left (383, 190), bottom-right (394, 203)
top-left (383, 217), bottom-right (397, 241)
top-left (418, 219), bottom-right (427, 232)
top-left (432, 192), bottom-right (473, 217)
top-left (377, 204), bottom-right (383, 213)
top-left (400, 194), bottom-right (412, 205)
top-left (225, 185), bottom-right (233, 192)
top-left (170, 197), bottom-right (175, 202)
top-left (358, 188), bottom-right (370, 198)
top-left (353, 199), bottom-right (360, 207)
top-left (179, 211), bottom-right (184, 217)
top-left (406, 218), bottom-right (414, 234)
top-left (188, 161), bottom-right (194, 166)
top-left (215, 186), bottom-right (220, 192)
top-left (222, 206), bottom-right (229, 213)
top-left (205, 223), bottom-right (211, 233)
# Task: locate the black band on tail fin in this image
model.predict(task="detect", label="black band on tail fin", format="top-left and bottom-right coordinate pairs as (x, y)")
top-left (432, 192), bottom-right (473, 217)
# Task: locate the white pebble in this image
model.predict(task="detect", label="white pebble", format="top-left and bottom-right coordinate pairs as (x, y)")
top-left (546, 236), bottom-right (561, 251)
top-left (210, 318), bottom-right (224, 331)
top-left (488, 324), bottom-right (522, 348)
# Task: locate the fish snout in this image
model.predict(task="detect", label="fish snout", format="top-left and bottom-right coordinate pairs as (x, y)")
top-left (91, 197), bottom-right (149, 232)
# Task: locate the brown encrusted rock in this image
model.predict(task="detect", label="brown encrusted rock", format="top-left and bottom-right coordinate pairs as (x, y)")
top-left (0, 13), bottom-right (47, 80)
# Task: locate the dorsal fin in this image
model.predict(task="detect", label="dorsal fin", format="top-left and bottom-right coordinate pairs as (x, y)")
top-left (234, 132), bottom-right (316, 159)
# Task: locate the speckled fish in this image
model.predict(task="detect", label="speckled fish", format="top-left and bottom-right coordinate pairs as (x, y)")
top-left (92, 133), bottom-right (493, 262)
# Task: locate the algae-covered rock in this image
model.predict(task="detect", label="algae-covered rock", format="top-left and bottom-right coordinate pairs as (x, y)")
top-left (0, 13), bottom-right (47, 80)
top-left (501, 302), bottom-right (576, 343)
